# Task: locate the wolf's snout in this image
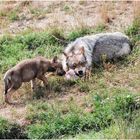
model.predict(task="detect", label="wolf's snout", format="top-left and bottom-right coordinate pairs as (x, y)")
top-left (78, 70), bottom-right (83, 75)
top-left (57, 69), bottom-right (66, 76)
top-left (76, 70), bottom-right (84, 77)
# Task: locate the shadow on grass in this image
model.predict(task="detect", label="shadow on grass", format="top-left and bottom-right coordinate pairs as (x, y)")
top-left (32, 77), bottom-right (77, 100)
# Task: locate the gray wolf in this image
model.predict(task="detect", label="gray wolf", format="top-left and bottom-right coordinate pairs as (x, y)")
top-left (62, 32), bottom-right (132, 78)
top-left (4, 56), bottom-right (65, 104)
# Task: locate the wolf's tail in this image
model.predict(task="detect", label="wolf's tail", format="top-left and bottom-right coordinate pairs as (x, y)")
top-left (4, 77), bottom-right (11, 95)
top-left (4, 70), bottom-right (15, 97)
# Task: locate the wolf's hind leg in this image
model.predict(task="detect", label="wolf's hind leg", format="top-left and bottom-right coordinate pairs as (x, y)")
top-left (5, 88), bottom-right (16, 105)
top-left (5, 82), bottom-right (21, 105)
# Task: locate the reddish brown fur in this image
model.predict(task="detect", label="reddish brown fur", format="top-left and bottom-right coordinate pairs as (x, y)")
top-left (3, 56), bottom-right (65, 104)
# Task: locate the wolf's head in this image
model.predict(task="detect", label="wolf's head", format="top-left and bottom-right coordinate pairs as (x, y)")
top-left (51, 56), bottom-right (66, 76)
top-left (63, 47), bottom-right (87, 77)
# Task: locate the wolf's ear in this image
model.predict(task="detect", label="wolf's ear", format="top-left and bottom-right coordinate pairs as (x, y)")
top-left (52, 56), bottom-right (58, 63)
top-left (80, 47), bottom-right (85, 54)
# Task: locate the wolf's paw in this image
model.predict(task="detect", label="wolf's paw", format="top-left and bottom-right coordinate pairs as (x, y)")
top-left (65, 69), bottom-right (78, 80)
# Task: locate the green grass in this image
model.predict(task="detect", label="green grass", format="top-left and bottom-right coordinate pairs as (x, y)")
top-left (0, 7), bottom-right (20, 21)
top-left (25, 94), bottom-right (139, 139)
top-left (0, 4), bottom-right (45, 22)
top-left (67, 24), bottom-right (106, 41)
top-left (28, 6), bottom-right (47, 19)
top-left (73, 113), bottom-right (140, 139)
top-left (72, 107), bottom-right (140, 139)
top-left (0, 31), bottom-right (64, 73)
top-left (125, 18), bottom-right (140, 45)
top-left (0, 117), bottom-right (26, 138)
top-left (0, 21), bottom-right (140, 139)
top-left (8, 10), bottom-right (19, 21)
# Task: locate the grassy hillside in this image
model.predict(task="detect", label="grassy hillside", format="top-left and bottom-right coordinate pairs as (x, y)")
top-left (0, 20), bottom-right (140, 139)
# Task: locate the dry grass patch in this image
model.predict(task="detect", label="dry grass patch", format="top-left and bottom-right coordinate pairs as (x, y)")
top-left (133, 1), bottom-right (140, 20)
top-left (99, 3), bottom-right (110, 24)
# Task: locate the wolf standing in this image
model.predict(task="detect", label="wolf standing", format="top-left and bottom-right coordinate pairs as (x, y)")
top-left (3, 56), bottom-right (65, 104)
top-left (62, 32), bottom-right (132, 77)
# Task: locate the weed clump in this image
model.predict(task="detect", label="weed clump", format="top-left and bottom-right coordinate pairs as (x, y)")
top-left (67, 24), bottom-right (106, 41)
top-left (0, 31), bottom-right (64, 73)
top-left (125, 19), bottom-right (140, 45)
top-left (26, 94), bottom-right (139, 139)
top-left (0, 117), bottom-right (26, 138)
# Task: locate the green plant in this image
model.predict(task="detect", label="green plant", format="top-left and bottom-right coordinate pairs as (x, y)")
top-left (63, 5), bottom-right (72, 13)
top-left (47, 78), bottom-right (62, 93)
top-left (0, 11), bottom-right (7, 17)
top-left (0, 117), bottom-right (26, 138)
top-left (77, 80), bottom-right (90, 92)
top-left (25, 93), bottom-right (139, 139)
top-left (8, 10), bottom-right (19, 21)
top-left (125, 19), bottom-right (140, 45)
top-left (0, 31), bottom-right (65, 73)
top-left (67, 24), bottom-right (106, 41)
top-left (29, 6), bottom-right (46, 18)
top-left (32, 86), bottom-right (46, 99)
top-left (113, 95), bottom-right (135, 119)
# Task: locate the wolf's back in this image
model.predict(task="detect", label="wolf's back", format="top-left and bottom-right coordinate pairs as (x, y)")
top-left (88, 32), bottom-right (132, 62)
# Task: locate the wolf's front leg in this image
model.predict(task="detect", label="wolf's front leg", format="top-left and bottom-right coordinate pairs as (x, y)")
top-left (5, 89), bottom-right (16, 105)
top-left (38, 75), bottom-right (48, 88)
top-left (85, 67), bottom-right (92, 80)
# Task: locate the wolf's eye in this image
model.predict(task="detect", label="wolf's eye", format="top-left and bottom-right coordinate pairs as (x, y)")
top-left (80, 62), bottom-right (85, 65)
top-left (72, 63), bottom-right (76, 69)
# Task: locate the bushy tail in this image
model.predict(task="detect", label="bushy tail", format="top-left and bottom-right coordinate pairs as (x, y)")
top-left (3, 70), bottom-right (15, 95)
top-left (4, 77), bottom-right (10, 95)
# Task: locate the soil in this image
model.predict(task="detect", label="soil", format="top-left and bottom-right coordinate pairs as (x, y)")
top-left (0, 1), bottom-right (135, 35)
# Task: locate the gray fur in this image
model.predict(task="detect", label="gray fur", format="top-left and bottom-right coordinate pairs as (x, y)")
top-left (62, 32), bottom-right (132, 72)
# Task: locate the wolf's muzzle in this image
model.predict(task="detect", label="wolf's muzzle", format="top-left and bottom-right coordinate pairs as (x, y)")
top-left (76, 70), bottom-right (84, 77)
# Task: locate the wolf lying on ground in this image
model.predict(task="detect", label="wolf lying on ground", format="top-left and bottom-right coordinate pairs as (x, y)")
top-left (3, 56), bottom-right (65, 104)
top-left (62, 32), bottom-right (133, 78)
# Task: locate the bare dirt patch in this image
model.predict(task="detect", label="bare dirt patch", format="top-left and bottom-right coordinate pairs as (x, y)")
top-left (0, 90), bottom-right (89, 125)
top-left (0, 1), bottom-right (135, 35)
top-left (0, 104), bottom-right (27, 125)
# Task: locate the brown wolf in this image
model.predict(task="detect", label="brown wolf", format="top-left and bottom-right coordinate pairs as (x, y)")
top-left (3, 56), bottom-right (65, 104)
